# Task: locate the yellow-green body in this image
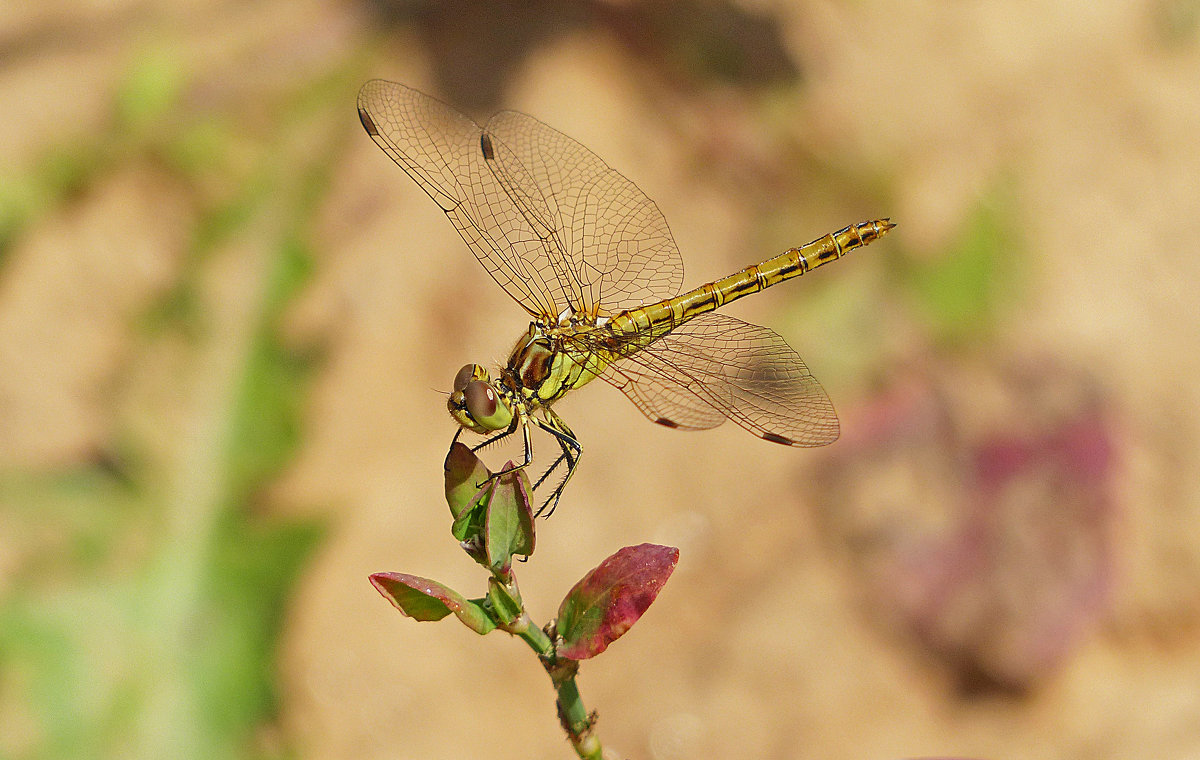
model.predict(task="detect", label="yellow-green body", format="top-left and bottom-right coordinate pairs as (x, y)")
top-left (504, 218), bottom-right (893, 413)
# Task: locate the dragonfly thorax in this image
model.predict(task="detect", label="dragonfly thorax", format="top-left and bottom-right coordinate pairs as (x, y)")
top-left (505, 322), bottom-right (605, 406)
top-left (507, 326), bottom-right (555, 394)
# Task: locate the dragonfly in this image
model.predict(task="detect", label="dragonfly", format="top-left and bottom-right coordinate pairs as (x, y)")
top-left (357, 80), bottom-right (893, 514)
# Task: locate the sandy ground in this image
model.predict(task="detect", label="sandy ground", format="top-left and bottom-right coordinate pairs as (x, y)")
top-left (2, 1), bottom-right (1200, 758)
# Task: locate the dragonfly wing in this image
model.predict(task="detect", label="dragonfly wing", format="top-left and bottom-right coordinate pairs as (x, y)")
top-left (358, 80), bottom-right (560, 319)
top-left (600, 313), bottom-right (840, 445)
top-left (483, 110), bottom-right (684, 315)
top-left (601, 360), bottom-right (728, 431)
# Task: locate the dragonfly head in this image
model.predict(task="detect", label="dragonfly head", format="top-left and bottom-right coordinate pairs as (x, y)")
top-left (448, 363), bottom-right (514, 434)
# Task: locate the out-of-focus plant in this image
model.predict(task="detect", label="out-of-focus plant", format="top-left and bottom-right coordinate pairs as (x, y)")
top-left (0, 51), bottom-right (364, 760)
top-left (902, 187), bottom-right (1019, 346)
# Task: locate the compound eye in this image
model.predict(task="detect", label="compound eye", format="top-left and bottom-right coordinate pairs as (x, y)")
top-left (463, 380), bottom-right (513, 431)
top-left (453, 364), bottom-right (477, 393)
top-left (464, 380), bottom-right (497, 420)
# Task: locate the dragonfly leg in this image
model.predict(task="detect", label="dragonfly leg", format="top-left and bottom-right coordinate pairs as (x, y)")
top-left (461, 413), bottom-right (537, 478)
top-left (451, 409), bottom-right (578, 516)
top-left (531, 408), bottom-right (582, 517)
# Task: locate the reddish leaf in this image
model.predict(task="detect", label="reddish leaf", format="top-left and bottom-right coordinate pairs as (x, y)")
top-left (370, 573), bottom-right (496, 634)
top-left (556, 544), bottom-right (678, 660)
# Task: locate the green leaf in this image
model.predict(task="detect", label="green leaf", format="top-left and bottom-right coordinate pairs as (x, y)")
top-left (486, 577), bottom-right (523, 626)
top-left (444, 442), bottom-right (491, 521)
top-left (557, 544), bottom-right (678, 660)
top-left (484, 466), bottom-right (535, 573)
top-left (370, 573), bottom-right (496, 635)
top-left (444, 444), bottom-right (493, 565)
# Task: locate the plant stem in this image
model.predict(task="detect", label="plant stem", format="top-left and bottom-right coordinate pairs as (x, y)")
top-left (507, 615), bottom-right (602, 759)
top-left (546, 656), bottom-right (600, 759)
top-left (554, 673), bottom-right (601, 759)
top-left (506, 612), bottom-right (550, 652)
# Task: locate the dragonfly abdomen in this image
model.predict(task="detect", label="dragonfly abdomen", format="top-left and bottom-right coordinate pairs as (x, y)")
top-left (609, 218), bottom-right (894, 338)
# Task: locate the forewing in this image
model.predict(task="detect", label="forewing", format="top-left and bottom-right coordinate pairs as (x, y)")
top-left (483, 110), bottom-right (684, 315)
top-left (599, 313), bottom-right (840, 445)
top-left (357, 79), bottom-right (559, 319)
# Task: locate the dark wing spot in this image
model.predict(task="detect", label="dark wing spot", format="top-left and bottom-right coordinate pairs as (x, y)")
top-left (654, 417), bottom-right (681, 429)
top-left (358, 107), bottom-right (378, 136)
top-left (761, 432), bottom-right (794, 445)
top-left (480, 133), bottom-right (494, 160)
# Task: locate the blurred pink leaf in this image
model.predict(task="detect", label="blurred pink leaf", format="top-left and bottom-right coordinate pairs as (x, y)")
top-left (556, 544), bottom-right (678, 660)
top-left (815, 361), bottom-right (1117, 691)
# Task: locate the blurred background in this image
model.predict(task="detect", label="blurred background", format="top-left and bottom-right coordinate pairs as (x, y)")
top-left (2, 1), bottom-right (1199, 758)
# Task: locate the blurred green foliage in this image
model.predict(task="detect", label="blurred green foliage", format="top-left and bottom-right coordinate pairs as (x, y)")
top-left (903, 186), bottom-right (1020, 345)
top-left (0, 52), bottom-right (183, 265)
top-left (0, 50), bottom-right (361, 760)
top-left (1155, 0), bottom-right (1200, 44)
